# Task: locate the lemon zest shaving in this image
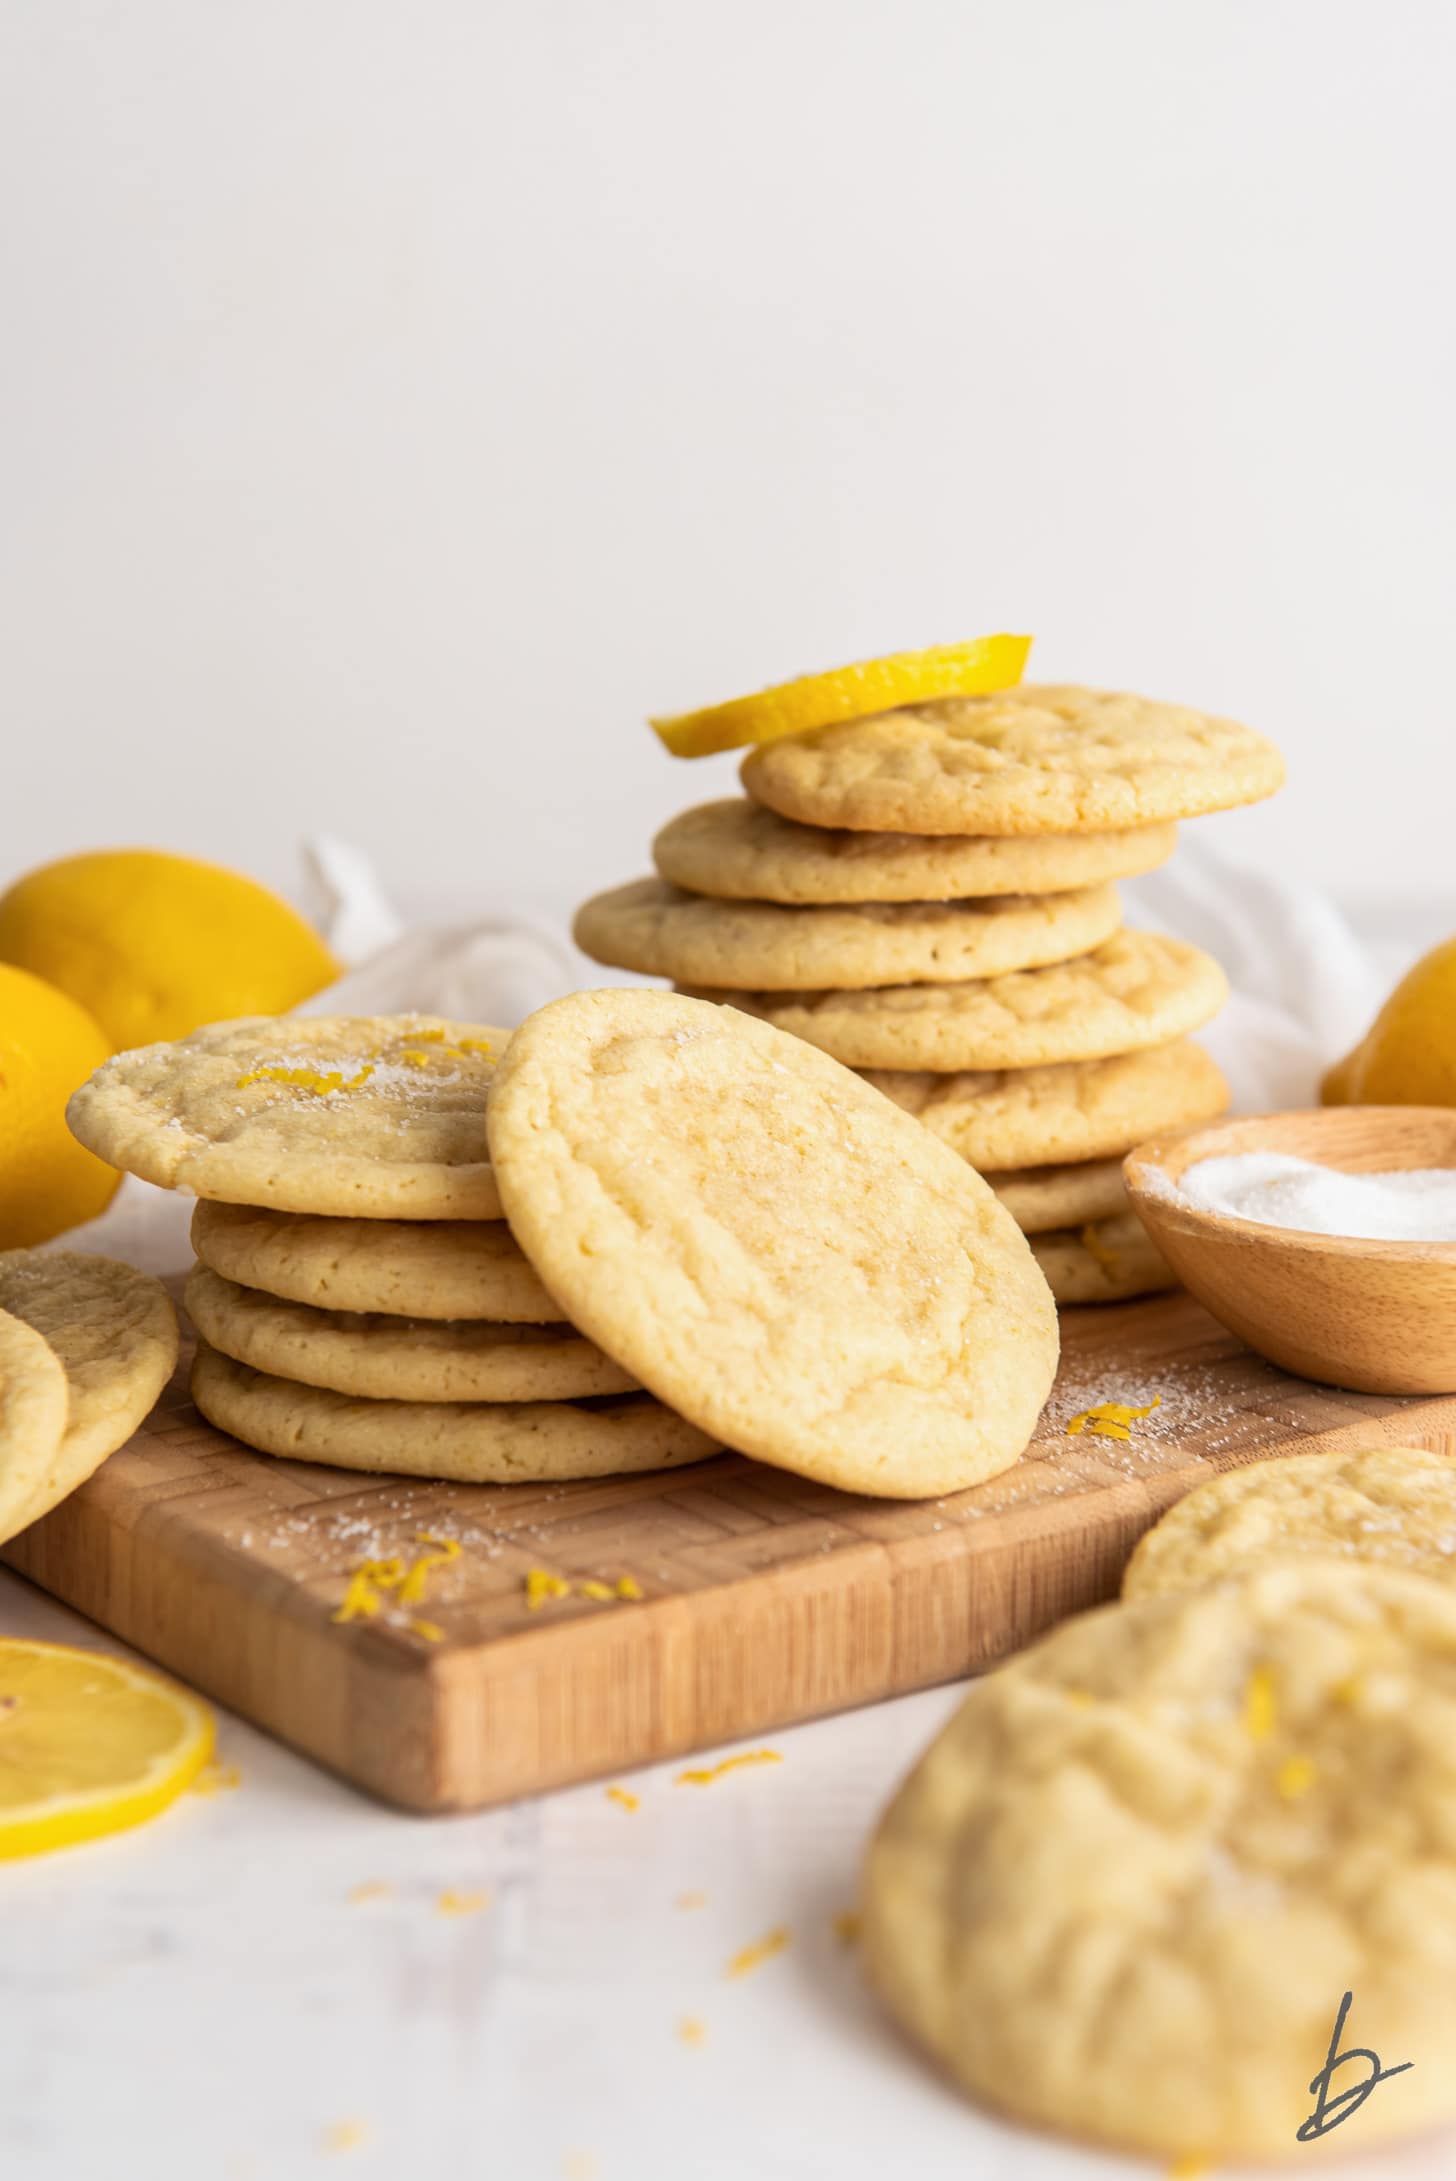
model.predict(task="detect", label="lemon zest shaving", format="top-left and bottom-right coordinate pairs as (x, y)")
top-left (677, 2015), bottom-right (707, 2046)
top-left (1276, 1754), bottom-right (1317, 1800)
top-left (348, 1880), bottom-right (392, 1904)
top-left (605, 1785), bottom-right (640, 1812)
top-left (578, 1580), bottom-right (614, 1602)
top-left (526, 1567), bottom-right (572, 1610)
top-left (436, 1888), bottom-right (489, 1917)
top-left (1066, 1394), bottom-right (1161, 1441)
top-left (397, 1532), bottom-right (460, 1607)
top-left (235, 1062), bottom-right (374, 1095)
top-left (411, 1619), bottom-right (445, 1643)
top-left (832, 1910), bottom-right (861, 1945)
top-left (1244, 1663), bottom-right (1278, 1742)
top-left (615, 1574), bottom-right (644, 1600)
top-left (676, 1749), bottom-right (783, 1787)
top-left (457, 1037), bottom-right (494, 1056)
top-left (1078, 1222), bottom-right (1123, 1280)
top-left (726, 1925), bottom-right (790, 1979)
top-left (332, 1556), bottom-right (407, 1624)
top-left (400, 1050), bottom-right (433, 1068)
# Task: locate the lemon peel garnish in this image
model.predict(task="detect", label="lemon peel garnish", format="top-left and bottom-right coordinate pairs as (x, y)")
top-left (436, 1888), bottom-right (489, 1917)
top-left (1244, 1663), bottom-right (1278, 1742)
top-left (523, 1567), bottom-right (644, 1610)
top-left (678, 2015), bottom-right (708, 2046)
top-left (334, 1537), bottom-right (461, 1627)
top-left (726, 1925), bottom-right (790, 1979)
top-left (676, 1749), bottom-right (783, 1787)
top-left (649, 635), bottom-right (1032, 758)
top-left (1066, 1394), bottom-right (1161, 1442)
top-left (235, 1062), bottom-right (374, 1095)
top-left (605, 1785), bottom-right (640, 1813)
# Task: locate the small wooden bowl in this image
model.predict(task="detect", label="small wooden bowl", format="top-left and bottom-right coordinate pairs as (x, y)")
top-left (1124, 1106), bottom-right (1456, 1394)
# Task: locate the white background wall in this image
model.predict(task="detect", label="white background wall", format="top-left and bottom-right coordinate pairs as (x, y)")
top-left (3, 1), bottom-right (1453, 926)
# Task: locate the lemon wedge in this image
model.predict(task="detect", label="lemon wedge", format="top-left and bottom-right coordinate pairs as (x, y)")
top-left (649, 634), bottom-right (1032, 758)
top-left (0, 1639), bottom-right (215, 1860)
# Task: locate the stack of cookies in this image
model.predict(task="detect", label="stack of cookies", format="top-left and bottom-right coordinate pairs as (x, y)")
top-left (574, 683), bottom-right (1285, 1305)
top-left (66, 1015), bottom-right (721, 1484)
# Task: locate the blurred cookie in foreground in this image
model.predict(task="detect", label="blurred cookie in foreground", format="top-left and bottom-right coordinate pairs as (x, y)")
top-left (1124, 1444), bottom-right (1456, 1601)
top-left (862, 1561), bottom-right (1456, 2160)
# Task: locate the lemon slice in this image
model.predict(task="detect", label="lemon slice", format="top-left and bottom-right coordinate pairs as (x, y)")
top-left (649, 635), bottom-right (1032, 758)
top-left (0, 1639), bottom-right (215, 1860)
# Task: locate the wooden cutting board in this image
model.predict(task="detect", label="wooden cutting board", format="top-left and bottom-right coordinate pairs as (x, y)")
top-left (7, 1295), bottom-right (1456, 1812)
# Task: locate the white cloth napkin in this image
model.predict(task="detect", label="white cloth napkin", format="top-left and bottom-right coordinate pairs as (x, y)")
top-left (66, 830), bottom-right (1395, 1269)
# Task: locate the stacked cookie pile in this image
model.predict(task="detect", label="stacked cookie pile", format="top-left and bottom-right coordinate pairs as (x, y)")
top-left (575, 683), bottom-right (1285, 1304)
top-left (66, 1015), bottom-right (721, 1486)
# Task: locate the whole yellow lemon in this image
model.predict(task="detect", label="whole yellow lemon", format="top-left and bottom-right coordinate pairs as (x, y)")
top-left (0, 964), bottom-right (119, 1245)
top-left (0, 849), bottom-right (338, 1051)
top-left (1322, 935), bottom-right (1456, 1106)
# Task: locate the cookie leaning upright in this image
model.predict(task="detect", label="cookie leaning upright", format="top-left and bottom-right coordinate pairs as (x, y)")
top-left (486, 989), bottom-right (1059, 1499)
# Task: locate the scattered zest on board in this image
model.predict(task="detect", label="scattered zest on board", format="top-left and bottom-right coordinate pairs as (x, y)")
top-left (605, 1785), bottom-right (640, 1813)
top-left (333, 1535), bottom-right (461, 1627)
top-left (1065, 1393), bottom-right (1161, 1441)
top-left (525, 1568), bottom-right (645, 1611)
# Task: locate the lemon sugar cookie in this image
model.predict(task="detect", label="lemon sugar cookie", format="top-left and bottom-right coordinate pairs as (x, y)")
top-left (1124, 1445), bottom-right (1456, 1601)
top-left (486, 988), bottom-right (1058, 1500)
top-left (68, 1015), bottom-right (510, 1220)
top-left (987, 1158), bottom-right (1128, 1234)
top-left (864, 1040), bottom-right (1229, 1170)
top-left (191, 1340), bottom-right (715, 1483)
top-left (0, 1309), bottom-right (69, 1544)
top-left (185, 1265), bottom-right (638, 1404)
top-left (743, 684), bottom-right (1286, 836)
top-left (683, 934), bottom-right (1228, 1074)
top-left (652, 798), bottom-right (1177, 905)
top-left (863, 1561), bottom-right (1456, 2160)
top-left (0, 1251), bottom-right (178, 1540)
top-left (1029, 1212), bottom-right (1173, 1305)
top-left (573, 878), bottom-right (1123, 990)
top-left (191, 1201), bottom-right (561, 1322)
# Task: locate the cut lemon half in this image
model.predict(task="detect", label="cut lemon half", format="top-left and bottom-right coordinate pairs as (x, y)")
top-left (649, 634), bottom-right (1032, 758)
top-left (0, 1639), bottom-right (215, 1860)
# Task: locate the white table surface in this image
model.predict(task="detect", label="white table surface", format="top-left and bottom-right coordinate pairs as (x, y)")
top-left (1, 1562), bottom-right (1448, 2181)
